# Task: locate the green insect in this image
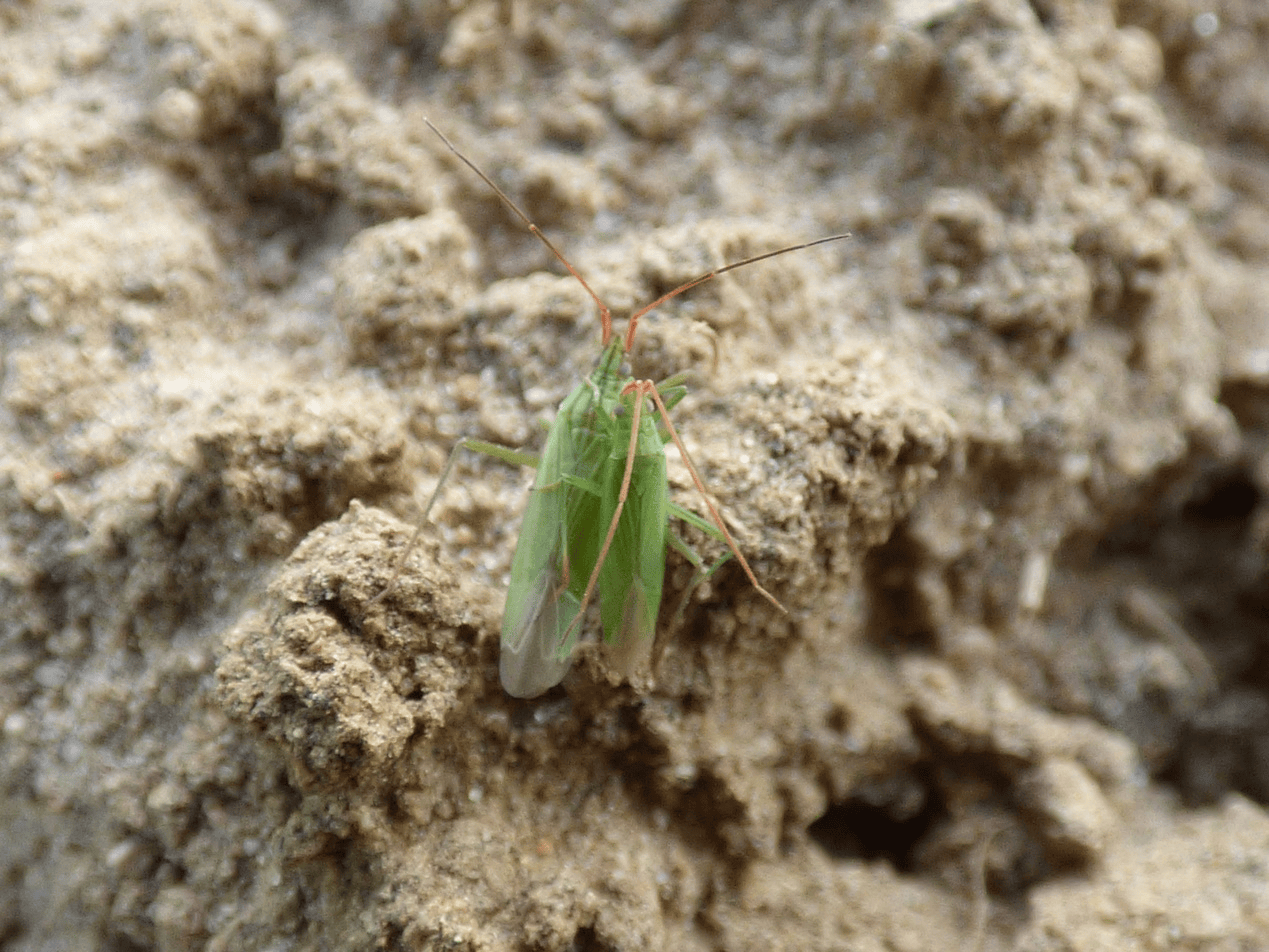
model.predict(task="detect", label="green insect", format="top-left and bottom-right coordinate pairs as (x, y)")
top-left (386, 120), bottom-right (847, 698)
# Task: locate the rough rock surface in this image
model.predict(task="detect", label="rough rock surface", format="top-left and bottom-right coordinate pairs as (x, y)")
top-left (4, 0), bottom-right (1269, 949)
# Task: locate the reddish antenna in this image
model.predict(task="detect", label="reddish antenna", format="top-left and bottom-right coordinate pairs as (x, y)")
top-left (620, 233), bottom-right (850, 352)
top-left (425, 119), bottom-right (615, 346)
top-left (424, 119), bottom-right (850, 355)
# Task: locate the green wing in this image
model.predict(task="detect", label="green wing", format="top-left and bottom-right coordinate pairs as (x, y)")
top-left (500, 478), bottom-right (582, 698)
top-left (499, 379), bottom-right (606, 698)
top-left (597, 441), bottom-right (668, 680)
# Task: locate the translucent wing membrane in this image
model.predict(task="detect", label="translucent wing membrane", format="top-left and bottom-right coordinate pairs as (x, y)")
top-left (500, 557), bottom-right (580, 699)
top-left (498, 364), bottom-right (609, 697)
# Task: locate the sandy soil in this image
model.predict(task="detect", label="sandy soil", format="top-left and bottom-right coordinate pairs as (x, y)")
top-left (3, 0), bottom-right (1269, 949)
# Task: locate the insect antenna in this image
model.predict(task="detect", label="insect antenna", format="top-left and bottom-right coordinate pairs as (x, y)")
top-left (424, 118), bottom-right (615, 346)
top-left (622, 232), bottom-right (851, 352)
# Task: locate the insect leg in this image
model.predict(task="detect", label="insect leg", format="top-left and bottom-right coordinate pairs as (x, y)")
top-left (369, 437), bottom-right (540, 608)
top-left (654, 372), bottom-right (690, 416)
top-left (665, 529), bottom-right (734, 628)
top-left (644, 385), bottom-right (787, 613)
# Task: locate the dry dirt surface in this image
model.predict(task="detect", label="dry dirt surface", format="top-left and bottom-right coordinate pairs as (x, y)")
top-left (4, 0), bottom-right (1269, 949)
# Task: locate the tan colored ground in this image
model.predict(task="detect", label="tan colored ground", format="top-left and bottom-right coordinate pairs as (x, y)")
top-left (4, 0), bottom-right (1269, 949)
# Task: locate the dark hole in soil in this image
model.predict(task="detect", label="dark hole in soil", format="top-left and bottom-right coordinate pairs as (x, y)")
top-left (1182, 473), bottom-right (1259, 524)
top-left (808, 790), bottom-right (943, 872)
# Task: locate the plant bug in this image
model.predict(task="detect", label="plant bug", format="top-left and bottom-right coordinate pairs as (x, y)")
top-left (379, 120), bottom-right (848, 697)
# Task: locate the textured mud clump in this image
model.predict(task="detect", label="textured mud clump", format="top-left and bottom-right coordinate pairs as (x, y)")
top-left (4, 0), bottom-right (1269, 950)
